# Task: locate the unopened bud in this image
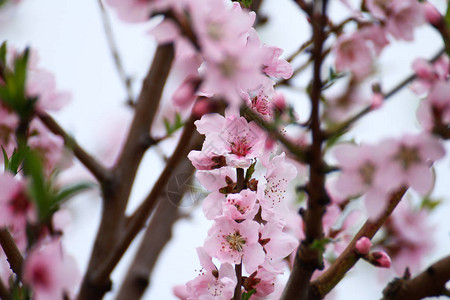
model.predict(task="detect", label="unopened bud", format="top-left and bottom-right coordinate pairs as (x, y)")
top-left (423, 2), bottom-right (442, 26)
top-left (355, 237), bottom-right (372, 255)
top-left (368, 251), bottom-right (391, 268)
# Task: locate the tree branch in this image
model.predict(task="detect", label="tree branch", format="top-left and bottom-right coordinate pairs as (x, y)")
top-left (280, 0), bottom-right (329, 298)
top-left (77, 43), bottom-right (174, 300)
top-left (92, 117), bottom-right (196, 284)
top-left (36, 111), bottom-right (110, 184)
top-left (382, 255), bottom-right (450, 300)
top-left (0, 229), bottom-right (24, 278)
top-left (310, 188), bottom-right (407, 299)
top-left (114, 132), bottom-right (202, 300)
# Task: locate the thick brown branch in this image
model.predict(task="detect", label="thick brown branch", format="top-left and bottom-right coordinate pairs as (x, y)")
top-left (280, 1), bottom-right (329, 298)
top-left (114, 133), bottom-right (201, 300)
top-left (36, 111), bottom-right (110, 184)
top-left (382, 255), bottom-right (450, 300)
top-left (0, 277), bottom-right (12, 300)
top-left (92, 118), bottom-right (196, 284)
top-left (77, 44), bottom-right (174, 300)
top-left (310, 188), bottom-right (407, 299)
top-left (0, 229), bottom-right (24, 278)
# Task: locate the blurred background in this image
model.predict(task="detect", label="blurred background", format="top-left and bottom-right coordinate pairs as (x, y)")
top-left (0, 0), bottom-right (449, 299)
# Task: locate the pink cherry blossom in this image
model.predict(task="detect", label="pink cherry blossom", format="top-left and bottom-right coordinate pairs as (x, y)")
top-left (375, 133), bottom-right (445, 196)
top-left (417, 81), bottom-right (450, 131)
top-left (355, 237), bottom-right (372, 255)
top-left (410, 55), bottom-right (449, 95)
top-left (204, 216), bottom-right (265, 273)
top-left (244, 267), bottom-right (277, 298)
top-left (223, 189), bottom-right (259, 221)
top-left (385, 0), bottom-right (425, 41)
top-left (333, 143), bottom-right (389, 218)
top-left (257, 153), bottom-right (297, 224)
top-left (334, 33), bottom-right (372, 78)
top-left (181, 248), bottom-right (237, 300)
top-left (0, 173), bottom-right (36, 231)
top-left (23, 240), bottom-right (81, 300)
top-left (423, 1), bottom-right (442, 26)
top-left (105, 0), bottom-right (168, 23)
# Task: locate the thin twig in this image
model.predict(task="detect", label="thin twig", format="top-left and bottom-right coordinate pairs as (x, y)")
top-left (36, 111), bottom-right (110, 184)
top-left (325, 48), bottom-right (445, 140)
top-left (310, 188), bottom-right (407, 299)
top-left (98, 0), bottom-right (134, 106)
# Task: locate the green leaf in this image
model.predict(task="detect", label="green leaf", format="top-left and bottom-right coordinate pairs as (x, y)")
top-left (421, 196), bottom-right (442, 211)
top-left (52, 182), bottom-right (95, 206)
top-left (2, 146), bottom-right (8, 172)
top-left (0, 41), bottom-right (7, 66)
top-left (311, 237), bottom-right (332, 253)
top-left (245, 160), bottom-right (257, 182)
top-left (242, 289), bottom-right (256, 300)
top-left (163, 113), bottom-right (185, 135)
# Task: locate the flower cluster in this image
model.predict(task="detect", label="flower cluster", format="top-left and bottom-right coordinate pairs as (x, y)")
top-left (0, 46), bottom-right (80, 300)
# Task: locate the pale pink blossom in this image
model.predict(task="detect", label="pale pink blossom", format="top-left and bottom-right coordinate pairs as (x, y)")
top-left (417, 81), bottom-right (450, 130)
top-left (27, 69), bottom-right (70, 112)
top-left (355, 237), bottom-right (372, 255)
top-left (334, 33), bottom-right (373, 78)
top-left (386, 0), bottom-right (425, 41)
top-left (359, 24), bottom-right (390, 56)
top-left (333, 143), bottom-right (389, 218)
top-left (23, 240), bottom-right (81, 300)
top-left (423, 1), bottom-right (442, 26)
top-left (244, 267), bottom-right (276, 298)
top-left (204, 217), bottom-right (265, 273)
top-left (105, 0), bottom-right (171, 23)
top-left (410, 55), bottom-right (449, 94)
top-left (0, 173), bottom-right (36, 231)
top-left (223, 190), bottom-right (259, 221)
top-left (375, 133), bottom-right (445, 196)
top-left (257, 153), bottom-right (297, 224)
top-left (182, 248), bottom-right (237, 300)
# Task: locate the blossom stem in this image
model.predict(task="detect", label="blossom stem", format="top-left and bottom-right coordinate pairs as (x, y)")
top-left (310, 188), bottom-right (407, 298)
top-left (233, 262), bottom-right (243, 300)
top-left (381, 255), bottom-right (450, 300)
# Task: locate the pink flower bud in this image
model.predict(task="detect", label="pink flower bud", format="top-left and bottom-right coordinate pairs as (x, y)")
top-left (371, 92), bottom-right (384, 109)
top-left (369, 251), bottom-right (391, 268)
top-left (355, 237), bottom-right (372, 255)
top-left (423, 2), bottom-right (442, 26)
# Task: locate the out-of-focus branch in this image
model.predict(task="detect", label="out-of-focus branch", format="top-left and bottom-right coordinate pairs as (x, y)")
top-left (310, 188), bottom-right (407, 299)
top-left (114, 132), bottom-right (202, 300)
top-left (77, 44), bottom-right (174, 300)
top-left (325, 48), bottom-right (445, 140)
top-left (37, 111), bottom-right (110, 184)
top-left (92, 118), bottom-right (196, 284)
top-left (0, 229), bottom-right (23, 278)
top-left (280, 0), bottom-right (330, 298)
top-left (381, 255), bottom-right (450, 300)
top-left (98, 0), bottom-right (134, 106)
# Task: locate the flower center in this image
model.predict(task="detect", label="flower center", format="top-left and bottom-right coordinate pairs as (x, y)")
top-left (229, 137), bottom-right (252, 157)
top-left (225, 231), bottom-right (246, 252)
top-left (359, 161), bottom-right (376, 185)
top-left (395, 145), bottom-right (421, 170)
top-left (9, 190), bottom-right (31, 216)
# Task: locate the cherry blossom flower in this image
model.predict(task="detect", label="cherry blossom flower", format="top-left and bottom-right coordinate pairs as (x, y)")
top-left (243, 267), bottom-right (277, 298)
top-left (410, 55), bottom-right (449, 95)
top-left (417, 81), bottom-right (450, 131)
top-left (192, 113), bottom-right (266, 168)
top-left (385, 0), bottom-right (424, 41)
top-left (0, 173), bottom-right (35, 231)
top-left (334, 33), bottom-right (372, 78)
top-left (257, 153), bottom-right (297, 224)
top-left (23, 240), bottom-right (81, 300)
top-left (204, 217), bottom-right (265, 273)
top-left (368, 251), bottom-right (391, 268)
top-left (375, 133), bottom-right (445, 196)
top-left (180, 248), bottom-right (237, 300)
top-left (333, 143), bottom-right (389, 218)
top-left (223, 189), bottom-right (259, 221)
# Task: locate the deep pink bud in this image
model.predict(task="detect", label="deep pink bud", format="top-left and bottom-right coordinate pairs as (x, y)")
top-left (355, 237), bottom-right (372, 255)
top-left (423, 2), bottom-right (442, 26)
top-left (369, 251), bottom-right (391, 268)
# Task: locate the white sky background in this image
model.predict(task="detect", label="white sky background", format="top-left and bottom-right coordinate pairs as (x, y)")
top-left (0, 0), bottom-right (449, 299)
